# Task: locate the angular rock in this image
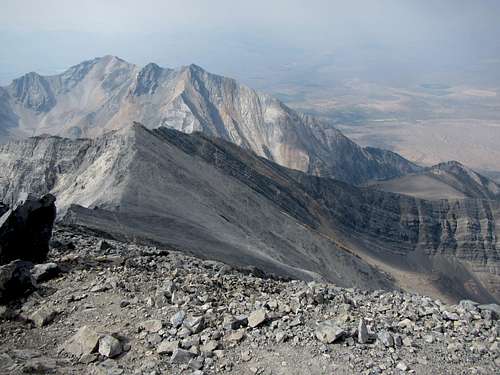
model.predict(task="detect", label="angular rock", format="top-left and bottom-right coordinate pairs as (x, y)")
top-left (396, 362), bottom-right (409, 371)
top-left (188, 357), bottom-right (204, 370)
top-left (139, 319), bottom-right (163, 333)
top-left (226, 314), bottom-right (248, 330)
top-left (248, 309), bottom-right (267, 328)
top-left (98, 335), bottom-right (123, 358)
top-left (170, 348), bottom-right (196, 364)
top-left (170, 310), bottom-right (186, 328)
top-left (442, 311), bottom-right (460, 321)
top-left (478, 304), bottom-right (500, 319)
top-left (29, 306), bottom-right (58, 327)
top-left (0, 194), bottom-right (56, 265)
top-left (226, 329), bottom-right (246, 343)
top-left (31, 262), bottom-right (59, 283)
top-left (201, 340), bottom-right (219, 354)
top-left (358, 319), bottom-right (369, 344)
top-left (184, 316), bottom-right (205, 334)
top-left (276, 331), bottom-right (288, 343)
top-left (97, 240), bottom-right (114, 251)
top-left (315, 321), bottom-right (345, 344)
top-left (0, 260), bottom-right (34, 302)
top-left (378, 331), bottom-right (394, 347)
top-left (157, 340), bottom-right (179, 354)
top-left (63, 326), bottom-right (100, 358)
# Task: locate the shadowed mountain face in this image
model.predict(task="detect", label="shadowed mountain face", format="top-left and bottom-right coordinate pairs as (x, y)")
top-left (0, 56), bottom-right (420, 185)
top-left (0, 123), bottom-right (498, 303)
top-left (369, 161), bottom-right (500, 201)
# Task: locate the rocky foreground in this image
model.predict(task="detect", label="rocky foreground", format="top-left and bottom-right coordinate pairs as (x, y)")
top-left (1, 226), bottom-right (499, 375)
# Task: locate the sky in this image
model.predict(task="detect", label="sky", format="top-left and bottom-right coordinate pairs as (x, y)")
top-left (1, 0), bottom-right (500, 87)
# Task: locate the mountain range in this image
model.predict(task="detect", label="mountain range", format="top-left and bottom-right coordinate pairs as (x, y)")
top-left (0, 56), bottom-right (499, 304)
top-left (0, 55), bottom-right (419, 185)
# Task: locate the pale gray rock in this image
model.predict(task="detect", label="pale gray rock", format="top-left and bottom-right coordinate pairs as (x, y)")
top-left (378, 331), bottom-right (394, 347)
top-left (184, 316), bottom-right (205, 334)
top-left (315, 321), bottom-right (345, 344)
top-left (139, 319), bottom-right (163, 333)
top-left (358, 319), bottom-right (369, 344)
top-left (63, 326), bottom-right (100, 357)
top-left (157, 340), bottom-right (179, 355)
top-left (29, 306), bottom-right (57, 327)
top-left (170, 310), bottom-right (186, 328)
top-left (98, 335), bottom-right (123, 358)
top-left (248, 309), bottom-right (267, 328)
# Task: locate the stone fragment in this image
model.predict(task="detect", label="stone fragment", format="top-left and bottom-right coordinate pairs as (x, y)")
top-left (97, 240), bottom-right (114, 251)
top-left (227, 329), bottom-right (246, 343)
top-left (241, 350), bottom-right (252, 362)
top-left (98, 335), bottom-right (123, 358)
top-left (442, 311), bottom-right (460, 321)
top-left (170, 310), bottom-right (186, 328)
top-left (170, 348), bottom-right (195, 364)
top-left (396, 362), bottom-right (409, 371)
top-left (63, 326), bottom-right (100, 358)
top-left (200, 340), bottom-right (219, 354)
top-left (157, 340), bottom-right (179, 354)
top-left (315, 321), bottom-right (345, 344)
top-left (248, 309), bottom-right (267, 328)
top-left (478, 304), bottom-right (500, 319)
top-left (378, 331), bottom-right (394, 347)
top-left (140, 319), bottom-right (163, 333)
top-left (358, 319), bottom-right (369, 344)
top-left (226, 315), bottom-right (248, 330)
top-left (31, 262), bottom-right (59, 283)
top-left (29, 306), bottom-right (58, 327)
top-left (189, 357), bottom-right (204, 370)
top-left (184, 316), bottom-right (205, 334)
top-left (276, 331), bottom-right (288, 343)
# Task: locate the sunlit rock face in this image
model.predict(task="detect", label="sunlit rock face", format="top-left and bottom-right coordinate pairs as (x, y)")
top-left (0, 56), bottom-right (419, 185)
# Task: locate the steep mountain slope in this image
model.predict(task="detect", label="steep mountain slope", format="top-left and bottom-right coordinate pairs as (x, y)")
top-left (0, 56), bottom-right (420, 185)
top-left (0, 123), bottom-right (498, 303)
top-left (369, 161), bottom-right (500, 200)
top-left (0, 123), bottom-right (395, 291)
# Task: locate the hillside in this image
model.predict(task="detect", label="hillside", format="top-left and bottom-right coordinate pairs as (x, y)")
top-left (369, 161), bottom-right (500, 201)
top-left (0, 123), bottom-right (498, 303)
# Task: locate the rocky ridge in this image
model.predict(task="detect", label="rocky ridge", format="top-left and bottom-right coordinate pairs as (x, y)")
top-left (0, 124), bottom-right (498, 303)
top-left (0, 56), bottom-right (420, 185)
top-left (0, 227), bottom-right (499, 374)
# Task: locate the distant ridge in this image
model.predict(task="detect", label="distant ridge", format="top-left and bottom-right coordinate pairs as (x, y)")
top-left (0, 55), bottom-right (420, 185)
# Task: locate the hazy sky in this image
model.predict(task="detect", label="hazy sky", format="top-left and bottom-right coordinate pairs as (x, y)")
top-left (1, 0), bottom-right (500, 87)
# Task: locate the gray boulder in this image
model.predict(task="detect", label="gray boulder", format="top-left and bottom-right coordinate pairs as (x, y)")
top-left (31, 262), bottom-right (59, 283)
top-left (0, 260), bottom-right (34, 302)
top-left (0, 194), bottom-right (56, 265)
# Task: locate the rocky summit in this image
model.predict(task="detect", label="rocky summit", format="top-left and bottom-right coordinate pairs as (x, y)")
top-left (0, 226), bottom-right (498, 374)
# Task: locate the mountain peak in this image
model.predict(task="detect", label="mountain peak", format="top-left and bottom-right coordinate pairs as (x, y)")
top-left (8, 71), bottom-right (55, 112)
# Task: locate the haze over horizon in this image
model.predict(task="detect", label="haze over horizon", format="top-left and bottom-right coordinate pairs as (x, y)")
top-left (2, 0), bottom-right (500, 175)
top-left (1, 0), bottom-right (500, 86)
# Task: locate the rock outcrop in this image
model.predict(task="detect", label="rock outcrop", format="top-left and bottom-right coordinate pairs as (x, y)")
top-left (0, 194), bottom-right (56, 265)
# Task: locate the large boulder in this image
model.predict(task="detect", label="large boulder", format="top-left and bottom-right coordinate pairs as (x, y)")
top-left (0, 194), bottom-right (56, 265)
top-left (0, 260), bottom-right (35, 302)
